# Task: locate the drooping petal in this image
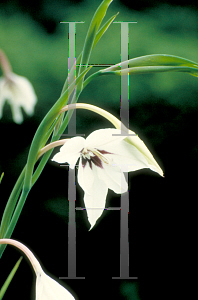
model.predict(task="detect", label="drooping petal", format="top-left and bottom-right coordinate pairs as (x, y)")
top-left (83, 174), bottom-right (108, 230)
top-left (85, 128), bottom-right (127, 149)
top-left (10, 74), bottom-right (37, 115)
top-left (125, 131), bottom-right (163, 176)
top-left (36, 272), bottom-right (75, 300)
top-left (97, 162), bottom-right (128, 194)
top-left (10, 102), bottom-right (24, 124)
top-left (52, 137), bottom-right (85, 168)
top-left (103, 139), bottom-right (149, 172)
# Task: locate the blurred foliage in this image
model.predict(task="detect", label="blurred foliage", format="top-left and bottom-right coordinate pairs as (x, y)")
top-left (120, 281), bottom-right (140, 300)
top-left (1, 0), bottom-right (198, 33)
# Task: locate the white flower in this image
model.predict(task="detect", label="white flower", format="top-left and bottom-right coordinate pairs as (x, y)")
top-left (0, 72), bottom-right (37, 124)
top-left (0, 239), bottom-right (76, 300)
top-left (52, 128), bottom-right (163, 229)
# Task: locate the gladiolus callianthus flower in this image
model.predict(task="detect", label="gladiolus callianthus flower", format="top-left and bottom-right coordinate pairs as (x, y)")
top-left (52, 128), bottom-right (163, 229)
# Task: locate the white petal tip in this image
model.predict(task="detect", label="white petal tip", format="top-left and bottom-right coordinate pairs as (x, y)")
top-left (88, 223), bottom-right (96, 231)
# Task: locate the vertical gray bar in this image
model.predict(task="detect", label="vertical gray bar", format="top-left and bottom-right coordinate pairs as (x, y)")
top-left (60, 21), bottom-right (85, 138)
top-left (120, 22), bottom-right (129, 134)
top-left (113, 169), bottom-right (137, 279)
top-left (120, 22), bottom-right (130, 278)
top-left (113, 21), bottom-right (136, 137)
top-left (68, 167), bottom-right (76, 278)
top-left (67, 22), bottom-right (77, 136)
top-left (120, 173), bottom-right (130, 277)
top-left (113, 22), bottom-right (138, 279)
top-left (59, 167), bottom-right (85, 279)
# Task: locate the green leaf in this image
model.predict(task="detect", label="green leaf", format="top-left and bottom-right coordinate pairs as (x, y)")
top-left (102, 54), bottom-right (198, 77)
top-left (0, 257), bottom-right (23, 300)
top-left (0, 173), bottom-right (4, 184)
top-left (79, 0), bottom-right (113, 70)
top-left (121, 65), bottom-right (198, 76)
top-left (61, 11), bottom-right (118, 95)
top-left (93, 12), bottom-right (119, 51)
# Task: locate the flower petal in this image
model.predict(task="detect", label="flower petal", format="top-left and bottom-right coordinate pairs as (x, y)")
top-left (103, 139), bottom-right (149, 172)
top-left (52, 137), bottom-right (85, 168)
top-left (9, 74), bottom-right (37, 113)
top-left (97, 162), bottom-right (128, 194)
top-left (83, 176), bottom-right (108, 230)
top-left (78, 159), bottom-right (109, 229)
top-left (78, 157), bottom-right (95, 193)
top-left (126, 131), bottom-right (163, 176)
top-left (85, 128), bottom-right (127, 149)
top-left (10, 102), bottom-right (23, 124)
top-left (36, 271), bottom-right (75, 300)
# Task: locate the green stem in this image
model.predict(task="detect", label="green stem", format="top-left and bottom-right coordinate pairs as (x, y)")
top-left (0, 189), bottom-right (29, 258)
top-left (0, 167), bottom-right (26, 239)
top-left (23, 67), bottom-right (91, 192)
top-left (83, 69), bottom-right (114, 89)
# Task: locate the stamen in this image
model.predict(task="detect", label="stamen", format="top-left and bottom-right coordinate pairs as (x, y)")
top-left (88, 148), bottom-right (110, 164)
top-left (80, 147), bottom-right (112, 169)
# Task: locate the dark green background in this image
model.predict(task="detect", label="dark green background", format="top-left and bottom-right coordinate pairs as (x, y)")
top-left (0, 1), bottom-right (197, 299)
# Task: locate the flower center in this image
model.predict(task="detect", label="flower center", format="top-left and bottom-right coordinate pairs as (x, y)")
top-left (80, 148), bottom-right (111, 169)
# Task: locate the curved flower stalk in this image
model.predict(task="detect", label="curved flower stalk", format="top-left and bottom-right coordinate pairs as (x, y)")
top-left (51, 103), bottom-right (163, 229)
top-left (0, 49), bottom-right (37, 124)
top-left (0, 239), bottom-right (76, 300)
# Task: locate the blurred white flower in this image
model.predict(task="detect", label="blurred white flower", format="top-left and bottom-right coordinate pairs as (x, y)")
top-left (0, 239), bottom-right (76, 300)
top-left (0, 73), bottom-right (37, 124)
top-left (52, 128), bottom-right (163, 229)
top-left (0, 49), bottom-right (37, 124)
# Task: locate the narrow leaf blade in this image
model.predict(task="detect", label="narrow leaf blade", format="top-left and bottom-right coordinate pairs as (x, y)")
top-left (102, 54), bottom-right (198, 77)
top-left (80, 0), bottom-right (113, 68)
top-left (0, 257), bottom-right (23, 300)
